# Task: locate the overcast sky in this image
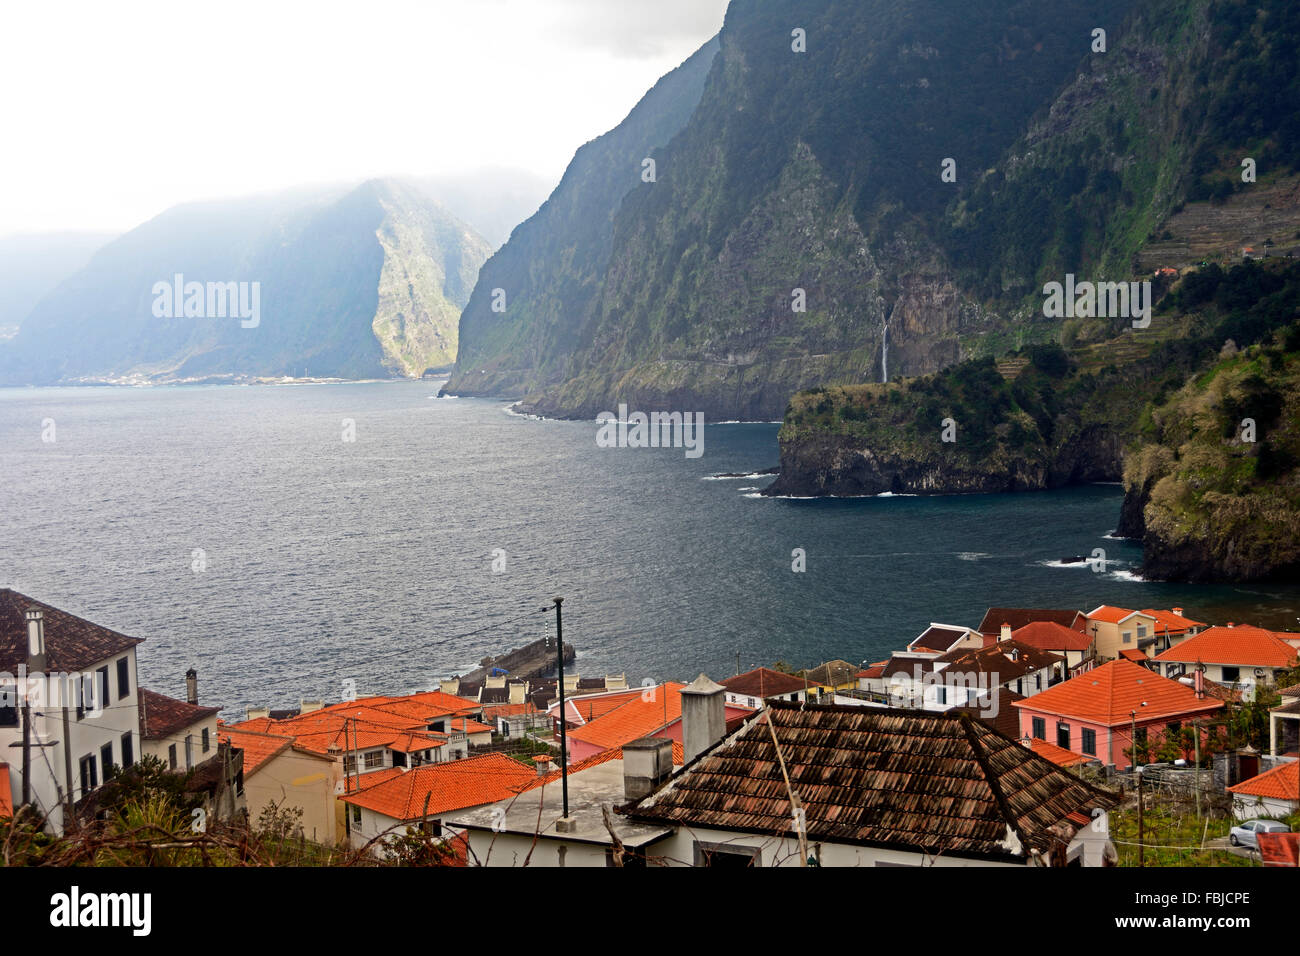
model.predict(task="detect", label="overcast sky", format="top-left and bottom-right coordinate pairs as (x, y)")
top-left (0, 0), bottom-right (729, 237)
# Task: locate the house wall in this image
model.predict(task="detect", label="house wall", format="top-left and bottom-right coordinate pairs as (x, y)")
top-left (1231, 794), bottom-right (1296, 821)
top-left (460, 828), bottom-right (622, 867)
top-left (1159, 661), bottom-right (1284, 699)
top-left (1089, 615), bottom-right (1156, 661)
top-left (142, 714), bottom-right (220, 771)
top-left (0, 648), bottom-right (142, 833)
top-left (244, 748), bottom-right (342, 845)
top-left (1016, 705), bottom-right (1218, 770)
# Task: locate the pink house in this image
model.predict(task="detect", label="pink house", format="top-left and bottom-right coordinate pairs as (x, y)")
top-left (1012, 659), bottom-right (1222, 770)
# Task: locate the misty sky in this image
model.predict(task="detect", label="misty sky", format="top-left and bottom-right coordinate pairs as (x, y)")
top-left (0, 0), bottom-right (729, 237)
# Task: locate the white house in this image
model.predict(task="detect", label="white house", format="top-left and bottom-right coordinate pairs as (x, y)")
top-left (1, 589), bottom-right (145, 834)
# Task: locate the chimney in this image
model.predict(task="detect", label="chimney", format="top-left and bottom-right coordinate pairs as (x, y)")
top-left (439, 678), bottom-right (460, 696)
top-left (247, 706), bottom-right (270, 721)
top-left (604, 673), bottom-right (628, 691)
top-left (1173, 607), bottom-right (1184, 617)
top-left (532, 754), bottom-right (555, 776)
top-left (185, 668), bottom-right (198, 705)
top-left (25, 609), bottom-right (46, 670)
top-left (1000, 622), bottom-right (1011, 642)
top-left (622, 736), bottom-right (674, 800)
top-left (300, 699), bottom-right (323, 713)
top-left (680, 673), bottom-right (727, 764)
top-left (563, 673), bottom-right (579, 694)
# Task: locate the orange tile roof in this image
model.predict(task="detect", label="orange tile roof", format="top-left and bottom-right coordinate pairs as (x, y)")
top-left (1011, 621), bottom-right (1094, 653)
top-left (566, 683), bottom-right (685, 751)
top-left (1154, 625), bottom-right (1299, 669)
top-left (219, 729), bottom-right (295, 776)
top-left (1228, 760), bottom-right (1299, 801)
top-left (387, 732), bottom-right (448, 754)
top-left (521, 741), bottom-right (687, 792)
top-left (1086, 605), bottom-right (1148, 625)
top-left (347, 767), bottom-right (404, 792)
top-left (339, 753), bottom-right (535, 821)
top-left (0, 762), bottom-right (12, 820)
top-left (1029, 739), bottom-right (1092, 768)
top-left (1012, 659), bottom-right (1223, 726)
top-left (1119, 649), bottom-right (1148, 662)
top-left (481, 702), bottom-right (538, 720)
top-left (1141, 609), bottom-right (1207, 634)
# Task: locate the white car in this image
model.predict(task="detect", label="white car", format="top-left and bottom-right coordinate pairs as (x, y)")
top-left (1229, 819), bottom-right (1291, 849)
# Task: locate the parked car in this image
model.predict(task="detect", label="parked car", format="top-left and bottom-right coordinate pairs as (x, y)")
top-left (1229, 819), bottom-right (1292, 849)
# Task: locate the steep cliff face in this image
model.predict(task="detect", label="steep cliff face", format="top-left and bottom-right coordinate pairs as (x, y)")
top-left (1120, 343), bottom-right (1300, 582)
top-left (442, 36), bottom-right (720, 399)
top-left (763, 355), bottom-right (1130, 497)
top-left (0, 179), bottom-right (490, 384)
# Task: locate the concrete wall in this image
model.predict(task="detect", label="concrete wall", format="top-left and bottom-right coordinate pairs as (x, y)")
top-left (244, 748), bottom-right (343, 845)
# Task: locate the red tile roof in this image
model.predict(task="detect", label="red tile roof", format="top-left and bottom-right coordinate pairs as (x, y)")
top-left (979, 608), bottom-right (1085, 636)
top-left (1030, 739), bottom-right (1092, 768)
top-left (566, 683), bottom-right (685, 752)
top-left (0, 589), bottom-right (143, 672)
top-left (1154, 625), bottom-right (1299, 669)
top-left (1118, 649), bottom-right (1148, 662)
top-left (138, 688), bottom-right (220, 741)
top-left (0, 762), bottom-right (12, 819)
top-left (910, 624), bottom-right (975, 652)
top-left (1228, 760), bottom-right (1299, 801)
top-left (1012, 659), bottom-right (1223, 726)
top-left (551, 688), bottom-right (646, 725)
top-left (339, 753), bottom-right (535, 821)
top-left (1010, 621), bottom-right (1094, 653)
top-left (1258, 832), bottom-right (1300, 867)
top-left (218, 728), bottom-right (295, 776)
top-left (720, 667), bottom-right (810, 699)
top-left (1140, 609), bottom-right (1207, 635)
top-left (1086, 605), bottom-right (1149, 625)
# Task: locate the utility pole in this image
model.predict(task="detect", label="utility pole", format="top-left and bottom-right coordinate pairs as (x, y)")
top-left (62, 676), bottom-right (75, 828)
top-left (20, 697), bottom-right (31, 808)
top-left (553, 597), bottom-right (569, 821)
top-left (1193, 718), bottom-right (1201, 819)
top-left (1131, 709), bottom-right (1143, 867)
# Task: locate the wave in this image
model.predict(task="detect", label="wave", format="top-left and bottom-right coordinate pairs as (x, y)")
top-left (956, 552), bottom-right (991, 561)
top-left (702, 471), bottom-right (778, 481)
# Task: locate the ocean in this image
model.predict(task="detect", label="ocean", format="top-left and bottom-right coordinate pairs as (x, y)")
top-left (2, 380), bottom-right (1297, 717)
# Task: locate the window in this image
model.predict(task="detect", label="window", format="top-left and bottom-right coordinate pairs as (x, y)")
top-left (1057, 722), bottom-right (1071, 749)
top-left (202, 727), bottom-right (210, 753)
top-left (693, 841), bottom-right (760, 867)
top-left (343, 754), bottom-right (357, 774)
top-left (101, 742), bottom-right (114, 778)
top-left (936, 686), bottom-right (947, 705)
top-left (96, 666), bottom-right (109, 709)
top-left (1032, 717), bottom-right (1045, 740)
top-left (121, 732), bottom-right (134, 769)
top-left (351, 805), bottom-right (361, 824)
top-left (1081, 728), bottom-right (1096, 756)
top-left (363, 750), bottom-right (385, 770)
top-left (116, 657), bottom-right (130, 700)
top-left (0, 684), bottom-right (17, 728)
top-left (75, 674), bottom-right (84, 720)
top-left (1223, 666), bottom-right (1241, 683)
top-left (79, 754), bottom-right (98, 795)
top-left (168, 743), bottom-right (177, 770)
top-left (1137, 625), bottom-right (1147, 639)
top-left (1122, 631), bottom-right (1132, 644)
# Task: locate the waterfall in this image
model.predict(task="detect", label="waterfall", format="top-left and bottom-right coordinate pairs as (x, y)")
top-left (881, 321), bottom-right (888, 383)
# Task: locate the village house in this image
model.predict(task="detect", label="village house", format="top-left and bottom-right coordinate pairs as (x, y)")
top-left (1084, 606), bottom-right (1160, 661)
top-left (1140, 608), bottom-right (1207, 653)
top-left (341, 752), bottom-right (536, 857)
top-left (1006, 621), bottom-right (1096, 680)
top-left (1153, 624), bottom-right (1298, 700)
top-left (907, 622), bottom-right (985, 656)
top-left (1269, 685), bottom-right (1300, 756)
top-left (884, 640), bottom-right (1061, 712)
top-left (1227, 759), bottom-right (1299, 820)
top-left (977, 608), bottom-right (1086, 645)
top-left (1013, 659), bottom-right (1224, 770)
top-left (0, 589), bottom-right (145, 834)
top-left (138, 678), bottom-right (220, 772)
top-left (219, 726), bottom-right (344, 843)
top-left (720, 666), bottom-right (813, 709)
top-left (622, 680), bottom-right (1119, 867)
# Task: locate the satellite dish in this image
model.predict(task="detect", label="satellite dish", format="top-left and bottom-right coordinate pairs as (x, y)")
top-left (1254, 668), bottom-right (1267, 678)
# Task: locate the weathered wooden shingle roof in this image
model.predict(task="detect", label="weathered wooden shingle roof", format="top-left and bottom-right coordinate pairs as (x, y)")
top-left (0, 588), bottom-right (142, 672)
top-left (626, 702), bottom-right (1117, 862)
